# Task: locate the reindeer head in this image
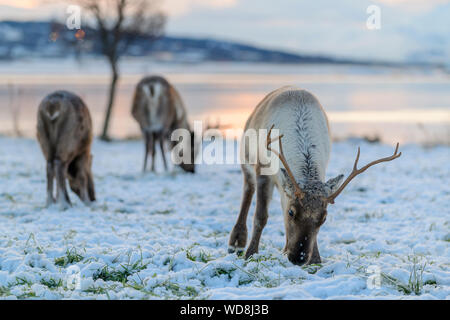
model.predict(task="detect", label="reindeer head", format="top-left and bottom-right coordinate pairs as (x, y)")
top-left (67, 154), bottom-right (95, 204)
top-left (177, 130), bottom-right (197, 173)
top-left (279, 170), bottom-right (343, 265)
top-left (67, 154), bottom-right (81, 191)
top-left (267, 125), bottom-right (401, 266)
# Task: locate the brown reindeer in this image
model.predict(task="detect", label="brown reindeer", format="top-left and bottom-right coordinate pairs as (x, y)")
top-left (37, 91), bottom-right (96, 209)
top-left (131, 76), bottom-right (196, 173)
top-left (228, 87), bottom-right (401, 265)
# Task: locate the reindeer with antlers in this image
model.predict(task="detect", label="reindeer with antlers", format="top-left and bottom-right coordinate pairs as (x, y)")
top-left (228, 87), bottom-right (401, 265)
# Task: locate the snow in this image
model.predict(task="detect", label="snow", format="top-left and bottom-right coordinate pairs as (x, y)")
top-left (0, 137), bottom-right (448, 299)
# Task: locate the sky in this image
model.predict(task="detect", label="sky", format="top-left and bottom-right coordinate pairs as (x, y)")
top-left (0, 0), bottom-right (449, 63)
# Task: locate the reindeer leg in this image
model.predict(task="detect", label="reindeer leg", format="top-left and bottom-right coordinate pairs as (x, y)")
top-left (87, 170), bottom-right (96, 202)
top-left (46, 161), bottom-right (55, 207)
top-left (54, 159), bottom-right (71, 210)
top-left (159, 139), bottom-right (168, 171)
top-left (150, 132), bottom-right (156, 172)
top-left (143, 131), bottom-right (152, 173)
top-left (228, 166), bottom-right (255, 254)
top-left (245, 174), bottom-right (273, 259)
top-left (85, 153), bottom-right (96, 202)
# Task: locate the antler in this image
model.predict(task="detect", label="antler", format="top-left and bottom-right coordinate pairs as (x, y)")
top-left (267, 125), bottom-right (304, 201)
top-left (326, 143), bottom-right (402, 204)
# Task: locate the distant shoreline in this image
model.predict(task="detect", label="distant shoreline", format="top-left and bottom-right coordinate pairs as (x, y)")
top-left (0, 59), bottom-right (448, 146)
top-left (0, 21), bottom-right (444, 69)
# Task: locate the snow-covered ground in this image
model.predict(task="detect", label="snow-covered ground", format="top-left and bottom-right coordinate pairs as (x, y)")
top-left (0, 137), bottom-right (448, 299)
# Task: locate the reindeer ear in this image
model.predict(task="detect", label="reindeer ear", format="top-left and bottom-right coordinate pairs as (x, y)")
top-left (324, 174), bottom-right (344, 196)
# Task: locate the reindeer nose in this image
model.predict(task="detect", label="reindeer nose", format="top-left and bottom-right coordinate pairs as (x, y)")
top-left (288, 251), bottom-right (308, 266)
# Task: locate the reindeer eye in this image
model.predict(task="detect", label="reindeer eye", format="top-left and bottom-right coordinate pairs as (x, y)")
top-left (288, 209), bottom-right (294, 217)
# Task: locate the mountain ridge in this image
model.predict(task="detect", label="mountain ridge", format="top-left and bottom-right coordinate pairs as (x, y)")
top-left (0, 20), bottom-right (433, 67)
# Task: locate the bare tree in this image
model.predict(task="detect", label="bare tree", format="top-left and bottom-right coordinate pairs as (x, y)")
top-left (76, 0), bottom-right (166, 140)
top-left (8, 83), bottom-right (23, 137)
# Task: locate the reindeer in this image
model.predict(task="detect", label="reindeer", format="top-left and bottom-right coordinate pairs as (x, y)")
top-left (131, 76), bottom-right (196, 173)
top-left (37, 91), bottom-right (96, 209)
top-left (228, 86), bottom-right (401, 265)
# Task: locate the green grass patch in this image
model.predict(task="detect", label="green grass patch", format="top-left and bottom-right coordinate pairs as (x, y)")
top-left (159, 280), bottom-right (200, 298)
top-left (185, 247), bottom-right (213, 263)
top-left (40, 278), bottom-right (63, 289)
top-left (424, 279), bottom-right (437, 286)
top-left (93, 260), bottom-right (148, 283)
top-left (382, 255), bottom-right (428, 295)
top-left (17, 291), bottom-right (37, 299)
top-left (303, 263), bottom-right (322, 274)
top-left (238, 278), bottom-right (254, 286)
top-left (0, 286), bottom-right (11, 297)
top-left (152, 209), bottom-right (174, 215)
top-left (54, 248), bottom-right (84, 267)
top-left (14, 276), bottom-right (33, 286)
top-left (114, 208), bottom-right (135, 214)
top-left (85, 286), bottom-right (108, 295)
top-left (214, 267), bottom-right (236, 280)
top-left (1, 193), bottom-right (15, 203)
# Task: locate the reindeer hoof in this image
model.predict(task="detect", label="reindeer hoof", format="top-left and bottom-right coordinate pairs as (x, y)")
top-left (58, 201), bottom-right (71, 211)
top-left (244, 247), bottom-right (257, 260)
top-left (83, 200), bottom-right (93, 207)
top-left (228, 245), bottom-right (246, 256)
top-left (45, 199), bottom-right (55, 208)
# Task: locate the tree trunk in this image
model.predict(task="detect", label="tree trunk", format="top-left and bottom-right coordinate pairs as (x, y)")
top-left (100, 62), bottom-right (119, 141)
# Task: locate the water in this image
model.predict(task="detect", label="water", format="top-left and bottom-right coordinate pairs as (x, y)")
top-left (1, 58), bottom-right (449, 144)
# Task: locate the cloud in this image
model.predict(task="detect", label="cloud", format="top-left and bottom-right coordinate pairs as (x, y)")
top-left (374, 0), bottom-right (450, 12)
top-left (0, 0), bottom-right (238, 20)
top-left (0, 0), bottom-right (37, 9)
top-left (163, 0), bottom-right (237, 16)
top-left (165, 0), bottom-right (450, 62)
top-left (0, 0), bottom-right (448, 62)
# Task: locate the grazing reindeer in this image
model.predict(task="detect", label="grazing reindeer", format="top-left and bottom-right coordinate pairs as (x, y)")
top-left (228, 87), bottom-right (401, 265)
top-left (37, 91), bottom-right (96, 209)
top-left (131, 76), bottom-right (196, 173)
